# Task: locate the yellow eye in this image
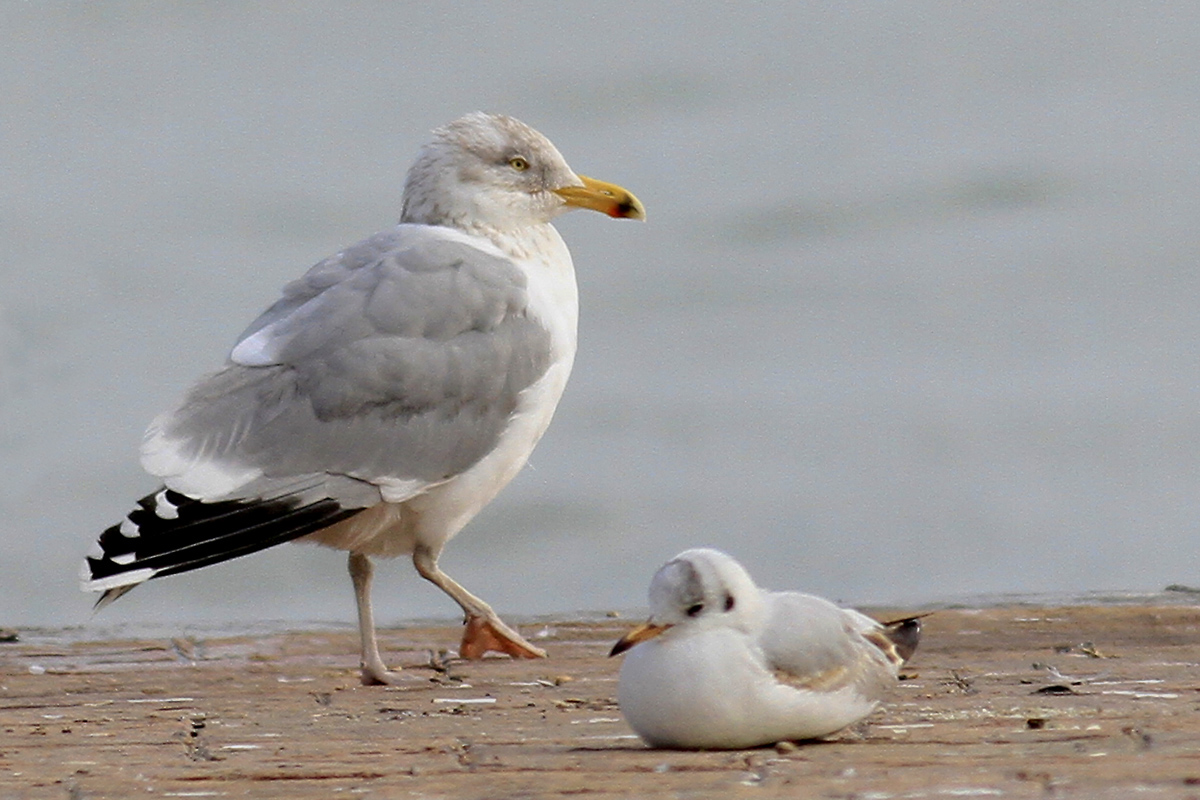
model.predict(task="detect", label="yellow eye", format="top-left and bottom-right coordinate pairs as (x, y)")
top-left (508, 156), bottom-right (529, 171)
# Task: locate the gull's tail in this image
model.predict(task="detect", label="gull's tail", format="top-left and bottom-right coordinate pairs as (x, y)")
top-left (81, 482), bottom-right (361, 608)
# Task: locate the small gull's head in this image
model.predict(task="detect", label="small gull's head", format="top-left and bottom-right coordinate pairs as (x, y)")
top-left (400, 112), bottom-right (644, 232)
top-left (610, 548), bottom-right (767, 656)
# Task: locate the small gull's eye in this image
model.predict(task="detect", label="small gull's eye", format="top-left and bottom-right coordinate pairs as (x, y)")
top-left (723, 593), bottom-right (736, 612)
top-left (686, 603), bottom-right (704, 618)
top-left (508, 156), bottom-right (529, 171)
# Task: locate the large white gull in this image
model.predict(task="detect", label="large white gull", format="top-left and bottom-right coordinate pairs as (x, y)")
top-left (610, 548), bottom-right (921, 749)
top-left (81, 112), bottom-right (645, 684)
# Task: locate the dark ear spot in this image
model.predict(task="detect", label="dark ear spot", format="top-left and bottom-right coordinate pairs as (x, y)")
top-left (723, 593), bottom-right (736, 612)
top-left (686, 603), bottom-right (705, 617)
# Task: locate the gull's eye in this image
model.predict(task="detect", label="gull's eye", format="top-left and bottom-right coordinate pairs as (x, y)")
top-left (508, 156), bottom-right (530, 172)
top-left (723, 593), bottom-right (736, 612)
top-left (686, 603), bottom-right (704, 618)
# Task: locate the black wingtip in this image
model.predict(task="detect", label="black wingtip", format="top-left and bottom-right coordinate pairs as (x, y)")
top-left (93, 584), bottom-right (136, 611)
top-left (882, 613), bottom-right (930, 663)
top-left (84, 485), bottom-right (363, 597)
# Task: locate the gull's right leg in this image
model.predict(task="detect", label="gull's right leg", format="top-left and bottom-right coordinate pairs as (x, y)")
top-left (349, 552), bottom-right (404, 685)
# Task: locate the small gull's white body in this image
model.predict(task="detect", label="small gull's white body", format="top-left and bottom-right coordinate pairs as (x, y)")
top-left (81, 113), bottom-right (644, 684)
top-left (611, 549), bottom-right (920, 749)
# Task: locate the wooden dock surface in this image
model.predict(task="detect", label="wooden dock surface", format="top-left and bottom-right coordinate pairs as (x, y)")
top-left (3, 604), bottom-right (1200, 799)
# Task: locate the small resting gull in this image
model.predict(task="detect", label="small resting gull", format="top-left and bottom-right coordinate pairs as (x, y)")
top-left (80, 112), bottom-right (645, 685)
top-left (609, 548), bottom-right (921, 749)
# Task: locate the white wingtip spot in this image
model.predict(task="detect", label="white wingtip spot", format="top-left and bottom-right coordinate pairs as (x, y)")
top-left (81, 568), bottom-right (156, 593)
top-left (153, 489), bottom-right (179, 520)
top-left (111, 552), bottom-right (138, 566)
top-left (87, 541), bottom-right (105, 559)
top-left (119, 518), bottom-right (141, 537)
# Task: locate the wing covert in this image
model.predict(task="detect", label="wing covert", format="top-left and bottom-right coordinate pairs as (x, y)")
top-left (145, 225), bottom-right (556, 502)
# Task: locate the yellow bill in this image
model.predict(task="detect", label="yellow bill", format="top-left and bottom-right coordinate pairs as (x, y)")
top-left (555, 175), bottom-right (646, 220)
top-left (609, 620), bottom-right (672, 657)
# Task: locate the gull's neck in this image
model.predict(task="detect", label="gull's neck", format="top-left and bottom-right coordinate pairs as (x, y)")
top-left (401, 195), bottom-right (561, 264)
top-left (465, 221), bottom-right (564, 263)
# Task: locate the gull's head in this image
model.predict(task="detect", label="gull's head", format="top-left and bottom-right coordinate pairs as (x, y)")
top-left (400, 112), bottom-right (645, 232)
top-left (610, 548), bottom-right (767, 656)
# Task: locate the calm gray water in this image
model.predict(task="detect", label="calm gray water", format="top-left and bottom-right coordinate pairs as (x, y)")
top-left (5, 4), bottom-right (1200, 629)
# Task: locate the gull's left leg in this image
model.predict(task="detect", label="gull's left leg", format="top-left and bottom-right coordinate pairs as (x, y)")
top-left (412, 543), bottom-right (547, 660)
top-left (349, 552), bottom-right (405, 685)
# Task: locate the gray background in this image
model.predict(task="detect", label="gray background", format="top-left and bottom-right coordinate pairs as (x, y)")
top-left (4, 3), bottom-right (1200, 629)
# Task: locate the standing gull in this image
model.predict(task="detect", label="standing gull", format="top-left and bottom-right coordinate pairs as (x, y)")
top-left (81, 112), bottom-right (644, 685)
top-left (610, 549), bottom-right (921, 749)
